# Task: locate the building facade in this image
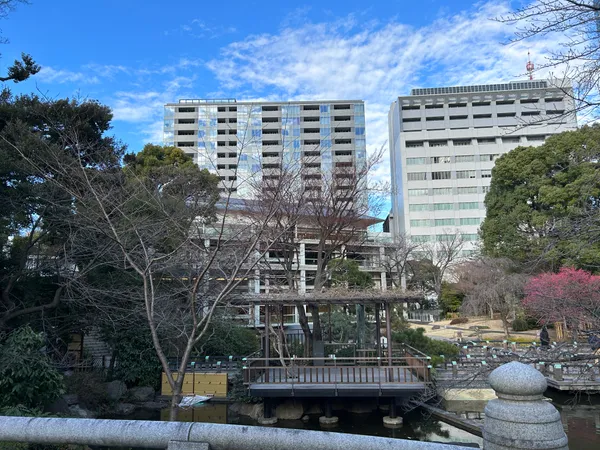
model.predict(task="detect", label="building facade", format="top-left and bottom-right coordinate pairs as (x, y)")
top-left (164, 99), bottom-right (367, 200)
top-left (388, 79), bottom-right (577, 253)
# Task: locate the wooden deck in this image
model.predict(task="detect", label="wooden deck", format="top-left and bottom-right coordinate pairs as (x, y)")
top-left (244, 356), bottom-right (431, 398)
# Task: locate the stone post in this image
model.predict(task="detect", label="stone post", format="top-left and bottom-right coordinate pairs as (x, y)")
top-left (483, 361), bottom-right (568, 450)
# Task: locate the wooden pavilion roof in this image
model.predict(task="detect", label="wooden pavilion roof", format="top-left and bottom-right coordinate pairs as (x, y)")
top-left (243, 289), bottom-right (423, 306)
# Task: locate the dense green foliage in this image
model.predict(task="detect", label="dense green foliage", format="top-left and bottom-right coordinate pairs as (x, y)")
top-left (481, 126), bottom-right (600, 270)
top-left (105, 328), bottom-right (162, 390)
top-left (393, 327), bottom-right (459, 366)
top-left (328, 258), bottom-right (374, 288)
top-left (439, 282), bottom-right (464, 315)
top-left (511, 317), bottom-right (531, 332)
top-left (196, 320), bottom-right (260, 357)
top-left (0, 326), bottom-right (64, 409)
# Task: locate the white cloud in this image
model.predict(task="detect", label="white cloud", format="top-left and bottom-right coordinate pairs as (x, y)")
top-left (206, 1), bottom-right (569, 194)
top-left (37, 66), bottom-right (100, 84)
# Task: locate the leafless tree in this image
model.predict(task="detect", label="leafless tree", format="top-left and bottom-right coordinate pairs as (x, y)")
top-left (381, 233), bottom-right (421, 289)
top-left (458, 257), bottom-right (528, 338)
top-left (420, 230), bottom-right (465, 303)
top-left (9, 109), bottom-right (298, 419)
top-left (497, 0), bottom-right (600, 118)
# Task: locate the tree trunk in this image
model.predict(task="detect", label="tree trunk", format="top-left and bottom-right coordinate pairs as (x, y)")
top-left (502, 317), bottom-right (510, 339)
top-left (297, 305), bottom-right (312, 357)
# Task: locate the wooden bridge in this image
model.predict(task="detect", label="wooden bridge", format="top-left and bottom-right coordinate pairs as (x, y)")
top-left (244, 355), bottom-right (432, 398)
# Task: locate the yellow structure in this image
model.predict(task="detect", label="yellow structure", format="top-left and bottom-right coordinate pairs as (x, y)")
top-left (161, 372), bottom-right (228, 398)
top-left (160, 403), bottom-right (227, 423)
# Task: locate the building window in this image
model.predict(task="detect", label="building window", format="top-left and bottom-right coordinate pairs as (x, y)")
top-left (407, 172), bottom-right (427, 181)
top-left (498, 112), bottom-right (516, 117)
top-left (527, 135), bottom-right (546, 142)
top-left (432, 171), bottom-right (451, 180)
top-left (450, 115), bottom-right (468, 120)
top-left (449, 103), bottom-right (467, 108)
top-left (482, 186), bottom-right (491, 194)
top-left (453, 140), bottom-right (471, 146)
top-left (426, 116), bottom-right (444, 121)
top-left (429, 140), bottom-right (448, 147)
top-left (477, 138), bottom-right (496, 144)
top-left (457, 186), bottom-right (478, 194)
top-left (481, 169), bottom-right (492, 178)
top-left (432, 156), bottom-right (451, 164)
top-left (457, 170), bottom-right (477, 179)
top-left (403, 117), bottom-right (421, 123)
top-left (474, 114), bottom-right (492, 119)
top-left (502, 137), bottom-right (520, 143)
top-left (455, 155), bottom-right (476, 163)
top-left (406, 157), bottom-right (427, 165)
top-left (460, 218), bottom-right (482, 225)
top-left (522, 111), bottom-right (541, 116)
top-left (480, 154), bottom-right (499, 162)
top-left (402, 105), bottom-right (420, 110)
top-left (405, 141), bottom-right (424, 148)
top-left (435, 218), bottom-right (456, 226)
top-left (461, 233), bottom-right (479, 241)
top-left (410, 219), bottom-right (431, 227)
top-left (409, 204), bottom-right (431, 212)
top-left (425, 104), bottom-right (443, 109)
top-left (433, 187), bottom-right (453, 195)
top-left (459, 202), bottom-right (479, 210)
top-left (412, 235), bottom-right (431, 243)
top-left (434, 203), bottom-right (453, 211)
top-left (408, 188), bottom-right (429, 197)
top-left (473, 102), bottom-right (491, 107)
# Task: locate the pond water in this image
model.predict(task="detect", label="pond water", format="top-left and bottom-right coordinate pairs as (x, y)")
top-left (113, 393), bottom-right (600, 449)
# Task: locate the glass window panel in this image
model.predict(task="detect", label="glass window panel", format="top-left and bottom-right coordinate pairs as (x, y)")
top-left (433, 187), bottom-right (453, 195)
top-left (459, 202), bottom-right (479, 210)
top-left (435, 218), bottom-right (456, 226)
top-left (434, 203), bottom-right (454, 211)
top-left (409, 204), bottom-right (431, 212)
top-left (406, 157), bottom-right (427, 165)
top-left (410, 219), bottom-right (431, 227)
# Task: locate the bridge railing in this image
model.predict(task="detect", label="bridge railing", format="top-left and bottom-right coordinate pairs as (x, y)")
top-left (243, 356), bottom-right (431, 384)
top-left (0, 417), bottom-right (471, 450)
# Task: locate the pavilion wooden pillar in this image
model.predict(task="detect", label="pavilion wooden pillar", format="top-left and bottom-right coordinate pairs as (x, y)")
top-left (375, 303), bottom-right (382, 358)
top-left (385, 301), bottom-right (393, 381)
top-left (265, 304), bottom-right (270, 382)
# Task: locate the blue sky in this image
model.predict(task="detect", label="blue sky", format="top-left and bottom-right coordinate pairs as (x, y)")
top-left (1, 0), bottom-right (563, 202)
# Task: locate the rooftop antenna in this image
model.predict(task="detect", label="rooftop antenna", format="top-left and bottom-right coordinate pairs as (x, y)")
top-left (526, 51), bottom-right (535, 80)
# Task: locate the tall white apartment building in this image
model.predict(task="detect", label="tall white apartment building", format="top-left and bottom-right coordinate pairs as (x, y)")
top-left (388, 79), bottom-right (577, 253)
top-left (164, 99), bottom-right (367, 200)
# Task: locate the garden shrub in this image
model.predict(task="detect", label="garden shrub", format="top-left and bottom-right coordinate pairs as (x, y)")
top-left (449, 317), bottom-right (468, 325)
top-left (0, 326), bottom-right (64, 409)
top-left (511, 317), bottom-right (530, 332)
top-left (392, 327), bottom-right (459, 361)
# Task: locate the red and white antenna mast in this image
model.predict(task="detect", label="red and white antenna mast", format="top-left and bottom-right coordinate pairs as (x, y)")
top-left (526, 51), bottom-right (535, 80)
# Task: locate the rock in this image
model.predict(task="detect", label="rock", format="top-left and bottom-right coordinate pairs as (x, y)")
top-left (229, 402), bottom-right (264, 421)
top-left (106, 380), bottom-right (127, 401)
top-left (275, 400), bottom-right (304, 420)
top-left (432, 325), bottom-right (441, 330)
top-left (69, 404), bottom-right (96, 418)
top-left (114, 403), bottom-right (136, 415)
top-left (301, 415), bottom-right (310, 422)
top-left (129, 386), bottom-right (155, 402)
top-left (304, 404), bottom-right (323, 415)
top-left (46, 397), bottom-right (70, 415)
top-left (347, 400), bottom-right (377, 414)
top-left (140, 401), bottom-right (167, 410)
top-left (62, 394), bottom-right (79, 406)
